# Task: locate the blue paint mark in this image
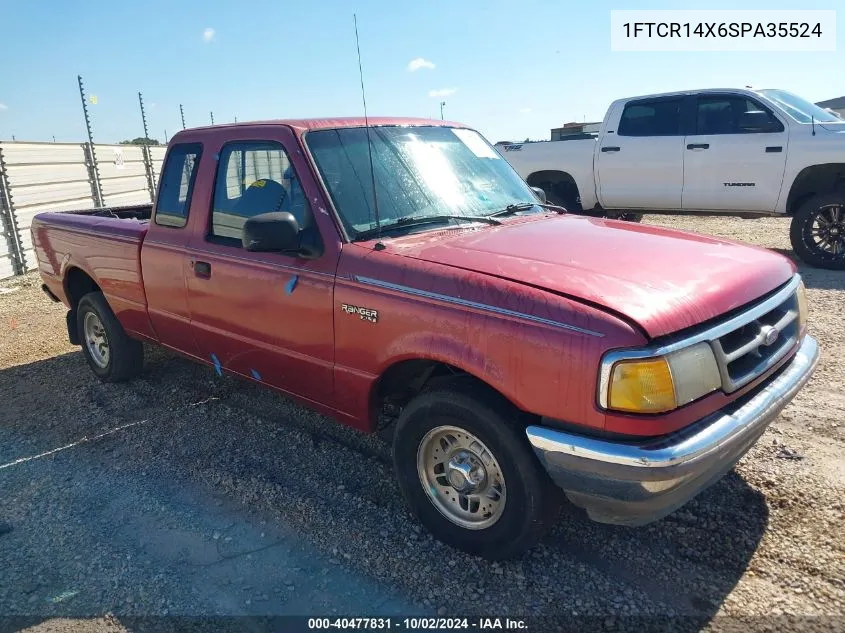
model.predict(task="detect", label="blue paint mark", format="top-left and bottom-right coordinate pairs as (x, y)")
top-left (210, 353), bottom-right (222, 377)
top-left (285, 275), bottom-right (298, 295)
top-left (250, 369), bottom-right (262, 381)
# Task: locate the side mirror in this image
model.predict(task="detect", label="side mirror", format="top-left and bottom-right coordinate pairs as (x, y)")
top-left (530, 186), bottom-right (547, 203)
top-left (738, 110), bottom-right (778, 133)
top-left (242, 212), bottom-right (300, 252)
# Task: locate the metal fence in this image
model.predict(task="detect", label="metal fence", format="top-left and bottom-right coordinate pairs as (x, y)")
top-left (0, 141), bottom-right (165, 280)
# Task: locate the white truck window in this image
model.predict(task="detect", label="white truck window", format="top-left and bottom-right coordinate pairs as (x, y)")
top-left (696, 96), bottom-right (782, 135)
top-left (618, 99), bottom-right (683, 137)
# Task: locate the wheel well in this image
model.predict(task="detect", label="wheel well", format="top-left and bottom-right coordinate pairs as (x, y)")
top-left (374, 359), bottom-right (457, 413)
top-left (786, 164), bottom-right (845, 215)
top-left (372, 360), bottom-right (523, 435)
top-left (64, 267), bottom-right (100, 308)
top-left (525, 170), bottom-right (582, 210)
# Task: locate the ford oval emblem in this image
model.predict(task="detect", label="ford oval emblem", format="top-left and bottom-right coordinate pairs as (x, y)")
top-left (761, 326), bottom-right (779, 347)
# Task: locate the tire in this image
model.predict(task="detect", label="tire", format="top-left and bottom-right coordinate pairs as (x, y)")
top-left (537, 181), bottom-right (577, 212)
top-left (76, 291), bottom-right (144, 382)
top-left (608, 212), bottom-right (643, 223)
top-left (789, 193), bottom-right (845, 270)
top-left (393, 377), bottom-right (560, 559)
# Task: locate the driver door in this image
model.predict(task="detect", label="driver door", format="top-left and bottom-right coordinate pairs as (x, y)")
top-left (185, 131), bottom-right (338, 405)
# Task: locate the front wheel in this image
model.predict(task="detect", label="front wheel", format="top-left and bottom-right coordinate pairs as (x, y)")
top-left (790, 194), bottom-right (845, 270)
top-left (393, 378), bottom-right (560, 559)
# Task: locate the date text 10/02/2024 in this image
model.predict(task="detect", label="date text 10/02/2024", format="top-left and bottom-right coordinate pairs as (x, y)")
top-left (307, 618), bottom-right (529, 630)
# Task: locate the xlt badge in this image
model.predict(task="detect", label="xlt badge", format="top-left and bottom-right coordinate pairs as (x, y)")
top-left (342, 303), bottom-right (379, 323)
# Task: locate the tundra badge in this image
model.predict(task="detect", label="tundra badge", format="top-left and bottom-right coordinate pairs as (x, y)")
top-left (342, 304), bottom-right (379, 323)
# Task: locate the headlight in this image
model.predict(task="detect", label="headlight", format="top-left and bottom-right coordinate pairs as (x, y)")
top-left (796, 280), bottom-right (808, 332)
top-left (603, 342), bottom-right (722, 414)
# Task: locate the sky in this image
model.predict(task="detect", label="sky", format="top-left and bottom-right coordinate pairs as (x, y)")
top-left (0, 0), bottom-right (842, 144)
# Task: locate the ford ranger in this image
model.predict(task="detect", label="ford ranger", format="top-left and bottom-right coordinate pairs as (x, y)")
top-left (32, 118), bottom-right (819, 559)
top-left (499, 88), bottom-right (845, 270)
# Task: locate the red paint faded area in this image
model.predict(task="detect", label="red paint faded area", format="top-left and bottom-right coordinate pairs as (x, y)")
top-left (382, 214), bottom-right (795, 338)
top-left (334, 243), bottom-right (646, 434)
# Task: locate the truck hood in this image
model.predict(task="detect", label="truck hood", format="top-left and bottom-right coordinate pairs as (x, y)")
top-left (389, 216), bottom-right (794, 338)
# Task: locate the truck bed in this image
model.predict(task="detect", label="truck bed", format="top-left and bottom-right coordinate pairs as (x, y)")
top-left (31, 204), bottom-right (153, 339)
top-left (498, 138), bottom-right (598, 208)
top-left (60, 204), bottom-right (153, 221)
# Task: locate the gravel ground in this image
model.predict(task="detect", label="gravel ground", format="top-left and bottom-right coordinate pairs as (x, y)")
top-left (0, 215), bottom-right (843, 633)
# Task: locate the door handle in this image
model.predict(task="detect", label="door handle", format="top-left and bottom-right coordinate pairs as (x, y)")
top-left (192, 260), bottom-right (211, 279)
top-left (686, 143), bottom-right (710, 150)
top-left (766, 146), bottom-right (783, 153)
top-left (601, 146), bottom-right (620, 153)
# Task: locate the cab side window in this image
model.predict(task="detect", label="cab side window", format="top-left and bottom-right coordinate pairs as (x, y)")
top-left (154, 143), bottom-right (202, 228)
top-left (618, 98), bottom-right (683, 137)
top-left (210, 141), bottom-right (312, 245)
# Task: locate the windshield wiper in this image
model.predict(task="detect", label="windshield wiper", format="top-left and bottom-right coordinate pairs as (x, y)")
top-left (487, 201), bottom-right (569, 218)
top-left (353, 214), bottom-right (501, 241)
top-left (487, 202), bottom-right (536, 218)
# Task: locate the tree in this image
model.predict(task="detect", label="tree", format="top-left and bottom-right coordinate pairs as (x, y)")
top-left (120, 137), bottom-right (160, 145)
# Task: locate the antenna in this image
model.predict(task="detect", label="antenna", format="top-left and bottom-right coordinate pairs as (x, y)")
top-left (353, 13), bottom-right (382, 240)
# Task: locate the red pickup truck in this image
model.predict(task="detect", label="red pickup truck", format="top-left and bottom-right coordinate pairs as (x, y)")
top-left (32, 118), bottom-right (819, 559)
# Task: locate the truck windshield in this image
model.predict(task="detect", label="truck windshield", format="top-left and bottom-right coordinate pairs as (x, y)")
top-left (305, 126), bottom-right (539, 239)
top-left (757, 89), bottom-right (841, 124)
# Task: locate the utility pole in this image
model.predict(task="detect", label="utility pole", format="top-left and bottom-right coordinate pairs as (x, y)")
top-left (138, 91), bottom-right (157, 194)
top-left (164, 129), bottom-right (168, 143)
top-left (440, 101), bottom-right (446, 120)
top-left (179, 104), bottom-right (186, 129)
top-left (138, 92), bottom-right (151, 141)
top-left (78, 76), bottom-right (96, 148)
top-left (52, 135), bottom-right (56, 143)
top-left (210, 111), bottom-right (215, 125)
top-left (77, 74), bottom-right (103, 207)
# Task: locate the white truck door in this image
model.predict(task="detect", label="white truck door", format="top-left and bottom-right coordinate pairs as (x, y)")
top-left (596, 97), bottom-right (685, 209)
top-left (682, 94), bottom-right (788, 212)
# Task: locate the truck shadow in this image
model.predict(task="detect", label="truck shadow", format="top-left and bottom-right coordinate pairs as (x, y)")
top-left (0, 349), bottom-right (768, 629)
top-left (542, 474), bottom-right (767, 626)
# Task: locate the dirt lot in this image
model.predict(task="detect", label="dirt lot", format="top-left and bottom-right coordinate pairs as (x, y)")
top-left (0, 215), bottom-right (843, 632)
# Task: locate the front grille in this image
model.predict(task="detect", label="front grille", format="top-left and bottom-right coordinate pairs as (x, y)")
top-left (710, 289), bottom-right (800, 392)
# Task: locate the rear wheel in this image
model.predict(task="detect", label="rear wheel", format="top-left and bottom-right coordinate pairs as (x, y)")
top-left (606, 211), bottom-right (644, 223)
top-left (393, 377), bottom-right (560, 559)
top-left (536, 181), bottom-right (578, 212)
top-left (790, 193), bottom-right (845, 270)
top-left (77, 292), bottom-right (144, 382)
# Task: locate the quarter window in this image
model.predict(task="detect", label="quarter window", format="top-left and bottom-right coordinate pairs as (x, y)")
top-left (154, 143), bottom-right (201, 228)
top-left (210, 142), bottom-right (311, 244)
top-left (618, 99), bottom-right (683, 137)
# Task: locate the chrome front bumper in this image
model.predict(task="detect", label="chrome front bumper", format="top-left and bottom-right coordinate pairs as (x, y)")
top-left (526, 335), bottom-right (819, 526)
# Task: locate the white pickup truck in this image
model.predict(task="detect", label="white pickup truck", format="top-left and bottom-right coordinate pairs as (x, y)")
top-left (499, 88), bottom-right (845, 270)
